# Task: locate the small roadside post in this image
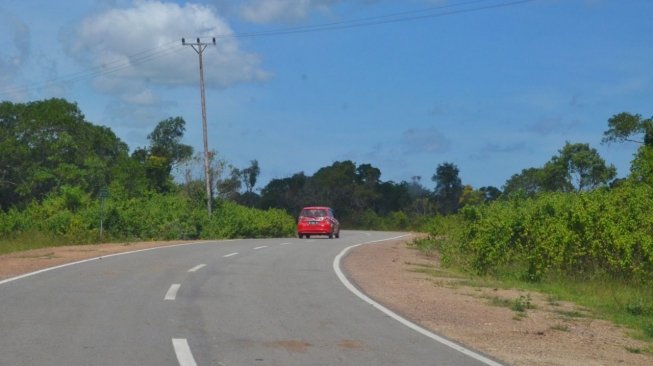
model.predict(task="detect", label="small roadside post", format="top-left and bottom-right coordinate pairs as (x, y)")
top-left (99, 187), bottom-right (109, 242)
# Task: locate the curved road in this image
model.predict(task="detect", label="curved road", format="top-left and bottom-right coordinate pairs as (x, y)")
top-left (0, 231), bottom-right (503, 366)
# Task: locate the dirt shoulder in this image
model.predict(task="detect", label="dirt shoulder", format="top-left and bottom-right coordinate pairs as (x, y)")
top-left (342, 235), bottom-right (653, 366)
top-left (1, 237), bottom-right (651, 365)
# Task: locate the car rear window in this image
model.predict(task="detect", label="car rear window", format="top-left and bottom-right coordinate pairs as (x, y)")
top-left (301, 209), bottom-right (326, 218)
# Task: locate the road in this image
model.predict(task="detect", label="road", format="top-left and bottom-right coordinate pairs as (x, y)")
top-left (0, 231), bottom-right (503, 366)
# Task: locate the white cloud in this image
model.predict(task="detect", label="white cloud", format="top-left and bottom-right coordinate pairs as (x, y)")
top-left (65, 0), bottom-right (269, 99)
top-left (238, 0), bottom-right (341, 23)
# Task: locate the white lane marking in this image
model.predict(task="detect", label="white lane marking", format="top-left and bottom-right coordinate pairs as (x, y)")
top-left (0, 240), bottom-right (239, 286)
top-left (223, 252), bottom-right (238, 258)
top-left (333, 235), bottom-right (505, 366)
top-left (172, 338), bottom-right (197, 366)
top-left (165, 284), bottom-right (181, 301)
top-left (252, 245), bottom-right (268, 250)
top-left (188, 264), bottom-right (206, 273)
top-left (279, 242), bottom-right (291, 246)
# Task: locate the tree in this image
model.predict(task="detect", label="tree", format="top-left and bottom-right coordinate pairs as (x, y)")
top-left (556, 142), bottom-right (616, 191)
top-left (629, 145), bottom-right (653, 185)
top-left (0, 98), bottom-right (129, 209)
top-left (259, 172), bottom-right (307, 215)
top-left (602, 112), bottom-right (653, 146)
top-left (404, 176), bottom-right (433, 215)
top-left (459, 185), bottom-right (484, 208)
top-left (217, 165), bottom-right (242, 201)
top-left (431, 162), bottom-right (463, 215)
top-left (601, 112), bottom-right (653, 185)
top-left (310, 160), bottom-right (358, 218)
top-left (503, 168), bottom-right (545, 197)
top-left (479, 186), bottom-right (501, 202)
top-left (503, 142), bottom-right (616, 196)
top-left (142, 117), bottom-right (194, 193)
top-left (147, 117), bottom-right (193, 164)
top-left (241, 160), bottom-right (260, 194)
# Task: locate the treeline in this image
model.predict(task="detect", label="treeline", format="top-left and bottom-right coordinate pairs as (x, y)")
top-left (0, 98), bottom-right (506, 236)
top-left (3, 96), bottom-right (652, 286)
top-left (423, 112), bottom-right (653, 283)
top-left (0, 98), bottom-right (296, 246)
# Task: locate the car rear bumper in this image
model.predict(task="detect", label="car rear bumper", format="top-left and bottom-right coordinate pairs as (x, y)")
top-left (297, 222), bottom-right (333, 235)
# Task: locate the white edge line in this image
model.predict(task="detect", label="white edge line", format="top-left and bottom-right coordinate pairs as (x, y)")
top-left (0, 240), bottom-right (238, 286)
top-left (165, 284), bottom-right (181, 301)
top-left (223, 252), bottom-right (238, 258)
top-left (333, 234), bottom-right (506, 366)
top-left (188, 264), bottom-right (206, 272)
top-left (172, 338), bottom-right (197, 366)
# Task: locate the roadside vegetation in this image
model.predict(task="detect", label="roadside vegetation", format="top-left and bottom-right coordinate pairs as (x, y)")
top-left (2, 98), bottom-right (653, 347)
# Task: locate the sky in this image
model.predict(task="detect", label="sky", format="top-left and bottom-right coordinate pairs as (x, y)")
top-left (1, 0), bottom-right (651, 191)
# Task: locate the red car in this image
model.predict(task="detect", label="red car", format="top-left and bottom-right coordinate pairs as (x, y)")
top-left (297, 206), bottom-right (340, 239)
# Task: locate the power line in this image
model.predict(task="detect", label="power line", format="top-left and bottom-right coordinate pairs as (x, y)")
top-left (0, 40), bottom-right (182, 95)
top-left (0, 0), bottom-right (537, 96)
top-left (229, 0), bottom-right (537, 39)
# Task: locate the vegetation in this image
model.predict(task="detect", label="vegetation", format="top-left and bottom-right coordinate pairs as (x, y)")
top-left (2, 99), bottom-right (653, 343)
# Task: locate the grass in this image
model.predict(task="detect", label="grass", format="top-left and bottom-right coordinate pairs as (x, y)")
top-left (550, 324), bottom-right (570, 332)
top-left (406, 262), bottom-right (466, 279)
top-left (486, 293), bottom-right (536, 317)
top-left (554, 309), bottom-right (587, 318)
top-left (410, 237), bottom-right (653, 343)
top-left (0, 230), bottom-right (80, 256)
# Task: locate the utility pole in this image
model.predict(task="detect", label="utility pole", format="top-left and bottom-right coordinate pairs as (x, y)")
top-left (183, 37), bottom-right (216, 216)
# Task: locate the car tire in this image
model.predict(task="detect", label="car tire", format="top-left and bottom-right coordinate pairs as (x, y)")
top-left (335, 231), bottom-right (340, 238)
top-left (328, 233), bottom-right (333, 239)
top-left (298, 234), bottom-right (303, 239)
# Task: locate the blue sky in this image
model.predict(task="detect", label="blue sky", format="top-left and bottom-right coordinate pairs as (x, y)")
top-left (1, 0), bottom-right (651, 191)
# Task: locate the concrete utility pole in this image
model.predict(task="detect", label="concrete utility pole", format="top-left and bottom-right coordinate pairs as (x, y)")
top-left (183, 37), bottom-right (216, 216)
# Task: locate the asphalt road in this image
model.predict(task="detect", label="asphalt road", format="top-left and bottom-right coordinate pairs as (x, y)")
top-left (0, 231), bottom-right (503, 366)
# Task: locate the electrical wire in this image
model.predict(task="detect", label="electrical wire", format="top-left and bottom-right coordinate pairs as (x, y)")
top-left (0, 0), bottom-right (538, 96)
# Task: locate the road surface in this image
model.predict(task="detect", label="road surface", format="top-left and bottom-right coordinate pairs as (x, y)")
top-left (0, 231), bottom-right (503, 365)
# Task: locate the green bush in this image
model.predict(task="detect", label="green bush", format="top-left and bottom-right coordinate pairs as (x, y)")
top-left (0, 189), bottom-right (296, 253)
top-left (201, 201), bottom-right (295, 239)
top-left (422, 183), bottom-right (653, 282)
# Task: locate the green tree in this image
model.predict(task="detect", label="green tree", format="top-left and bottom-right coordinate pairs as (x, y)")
top-left (259, 172), bottom-right (307, 215)
top-left (217, 165), bottom-right (242, 202)
top-left (503, 143), bottom-right (615, 195)
top-left (503, 168), bottom-right (544, 197)
top-left (556, 142), bottom-right (617, 191)
top-left (431, 162), bottom-right (463, 215)
top-left (238, 160), bottom-right (261, 207)
top-left (148, 117), bottom-right (193, 164)
top-left (310, 160), bottom-right (358, 218)
top-left (241, 159), bottom-right (260, 194)
top-left (602, 112), bottom-right (653, 146)
top-left (137, 117), bottom-right (194, 193)
top-left (479, 186), bottom-right (502, 202)
top-left (0, 98), bottom-right (129, 209)
top-left (459, 185), bottom-right (484, 208)
top-left (629, 145), bottom-right (653, 185)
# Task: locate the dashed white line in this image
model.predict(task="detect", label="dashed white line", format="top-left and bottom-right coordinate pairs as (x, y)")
top-left (188, 264), bottom-right (206, 272)
top-left (172, 338), bottom-right (197, 366)
top-left (165, 284), bottom-right (181, 301)
top-left (279, 242), bottom-right (291, 246)
top-left (252, 245), bottom-right (268, 250)
top-left (223, 252), bottom-right (238, 258)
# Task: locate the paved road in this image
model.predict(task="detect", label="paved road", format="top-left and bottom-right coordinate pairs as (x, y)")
top-left (0, 231), bottom-right (503, 366)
